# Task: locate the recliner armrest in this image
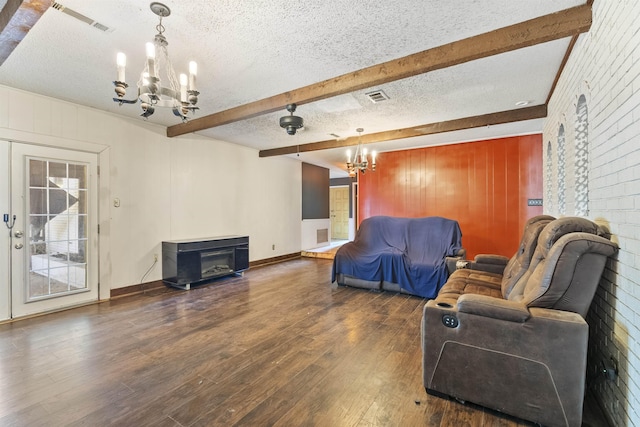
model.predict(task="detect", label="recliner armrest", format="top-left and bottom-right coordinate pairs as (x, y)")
top-left (473, 254), bottom-right (509, 265)
top-left (445, 248), bottom-right (468, 274)
top-left (457, 254), bottom-right (509, 274)
top-left (457, 294), bottom-right (530, 322)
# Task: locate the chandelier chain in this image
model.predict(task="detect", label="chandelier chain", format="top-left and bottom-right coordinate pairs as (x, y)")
top-left (156, 17), bottom-right (165, 35)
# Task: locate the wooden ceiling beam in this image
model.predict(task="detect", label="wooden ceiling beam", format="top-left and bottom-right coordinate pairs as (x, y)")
top-left (167, 4), bottom-right (591, 138)
top-left (258, 104), bottom-right (547, 157)
top-left (0, 0), bottom-right (53, 66)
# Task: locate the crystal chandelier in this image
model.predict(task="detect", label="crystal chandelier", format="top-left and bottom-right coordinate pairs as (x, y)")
top-left (346, 128), bottom-right (377, 176)
top-left (112, 2), bottom-right (199, 121)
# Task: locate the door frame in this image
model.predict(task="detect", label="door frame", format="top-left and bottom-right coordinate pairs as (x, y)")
top-left (352, 181), bottom-right (358, 237)
top-left (0, 135), bottom-right (110, 321)
top-left (0, 141), bottom-right (10, 320)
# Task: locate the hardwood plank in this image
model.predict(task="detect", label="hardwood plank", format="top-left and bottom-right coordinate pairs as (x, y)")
top-left (0, 258), bottom-right (604, 426)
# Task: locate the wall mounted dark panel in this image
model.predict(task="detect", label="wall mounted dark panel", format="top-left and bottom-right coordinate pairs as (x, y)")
top-left (302, 162), bottom-right (330, 219)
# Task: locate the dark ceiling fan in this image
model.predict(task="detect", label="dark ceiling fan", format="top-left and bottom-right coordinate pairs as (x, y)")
top-left (279, 103), bottom-right (304, 135)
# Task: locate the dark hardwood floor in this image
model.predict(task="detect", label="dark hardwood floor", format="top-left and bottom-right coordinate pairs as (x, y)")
top-left (0, 258), bottom-right (607, 426)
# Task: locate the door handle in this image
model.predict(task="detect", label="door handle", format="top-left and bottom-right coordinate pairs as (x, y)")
top-left (14, 230), bottom-right (23, 238)
top-left (14, 243), bottom-right (23, 249)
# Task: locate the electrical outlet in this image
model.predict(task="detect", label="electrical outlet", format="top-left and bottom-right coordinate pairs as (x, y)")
top-left (154, 253), bottom-right (158, 262)
top-left (602, 356), bottom-right (618, 381)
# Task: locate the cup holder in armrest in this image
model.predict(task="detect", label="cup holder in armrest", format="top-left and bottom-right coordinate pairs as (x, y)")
top-left (436, 302), bottom-right (453, 308)
top-left (455, 260), bottom-right (469, 269)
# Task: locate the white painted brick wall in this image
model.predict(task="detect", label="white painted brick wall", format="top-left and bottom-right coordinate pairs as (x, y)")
top-left (544, 1), bottom-right (640, 425)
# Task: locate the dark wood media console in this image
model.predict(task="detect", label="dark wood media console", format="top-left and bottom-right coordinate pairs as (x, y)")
top-left (162, 235), bottom-right (249, 290)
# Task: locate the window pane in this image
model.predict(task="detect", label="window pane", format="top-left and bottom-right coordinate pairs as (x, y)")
top-left (48, 162), bottom-right (67, 181)
top-left (68, 164), bottom-right (87, 189)
top-left (29, 159), bottom-right (47, 187)
top-left (47, 267), bottom-right (70, 295)
top-left (29, 215), bottom-right (48, 240)
top-left (30, 188), bottom-right (48, 215)
top-left (75, 190), bottom-right (87, 214)
top-left (28, 273), bottom-right (49, 298)
top-left (68, 240), bottom-right (86, 264)
top-left (49, 188), bottom-right (68, 216)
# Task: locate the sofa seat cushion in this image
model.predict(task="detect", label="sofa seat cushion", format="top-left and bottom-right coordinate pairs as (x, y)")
top-left (435, 271), bottom-right (502, 306)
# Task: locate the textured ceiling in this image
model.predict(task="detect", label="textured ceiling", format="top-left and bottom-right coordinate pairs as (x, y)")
top-left (0, 0), bottom-right (585, 177)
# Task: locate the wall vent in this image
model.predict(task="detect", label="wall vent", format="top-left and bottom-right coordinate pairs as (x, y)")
top-left (317, 229), bottom-right (329, 244)
top-left (365, 90), bottom-right (390, 103)
top-left (51, 2), bottom-right (113, 32)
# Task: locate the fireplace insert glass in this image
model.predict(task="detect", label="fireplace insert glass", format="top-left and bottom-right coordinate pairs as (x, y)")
top-left (201, 249), bottom-right (234, 279)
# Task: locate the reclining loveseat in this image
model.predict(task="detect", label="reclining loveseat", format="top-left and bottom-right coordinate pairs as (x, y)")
top-left (421, 216), bottom-right (618, 427)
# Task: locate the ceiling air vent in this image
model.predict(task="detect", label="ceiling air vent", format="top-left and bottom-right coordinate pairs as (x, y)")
top-left (365, 90), bottom-right (390, 103)
top-left (51, 2), bottom-right (113, 32)
top-left (92, 22), bottom-right (110, 32)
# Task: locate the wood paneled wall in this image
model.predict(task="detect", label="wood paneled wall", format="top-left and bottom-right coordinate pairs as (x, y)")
top-left (358, 134), bottom-right (543, 259)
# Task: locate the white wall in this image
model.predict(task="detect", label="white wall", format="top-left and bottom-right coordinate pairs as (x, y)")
top-left (544, 1), bottom-right (640, 425)
top-left (0, 85), bottom-right (302, 292)
top-left (0, 140), bottom-right (10, 319)
top-left (301, 218), bottom-right (331, 249)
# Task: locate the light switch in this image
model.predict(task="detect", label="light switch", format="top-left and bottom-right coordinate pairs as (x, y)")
top-left (113, 198), bottom-right (121, 208)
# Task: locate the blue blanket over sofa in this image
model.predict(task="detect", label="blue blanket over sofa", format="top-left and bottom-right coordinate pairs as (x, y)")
top-left (331, 216), bottom-right (463, 298)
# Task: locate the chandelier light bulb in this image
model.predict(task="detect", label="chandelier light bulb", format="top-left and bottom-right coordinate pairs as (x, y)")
top-left (189, 61), bottom-right (198, 91)
top-left (116, 52), bottom-right (126, 82)
top-left (145, 42), bottom-right (155, 59)
top-left (146, 42), bottom-right (156, 79)
top-left (346, 149), bottom-right (352, 162)
top-left (179, 74), bottom-right (188, 102)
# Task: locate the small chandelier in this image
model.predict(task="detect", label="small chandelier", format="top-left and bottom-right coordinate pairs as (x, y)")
top-left (346, 128), bottom-right (377, 176)
top-left (112, 2), bottom-right (199, 121)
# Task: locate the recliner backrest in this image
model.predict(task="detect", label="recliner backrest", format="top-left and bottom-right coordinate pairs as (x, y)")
top-left (507, 217), bottom-right (618, 317)
top-left (500, 215), bottom-right (555, 299)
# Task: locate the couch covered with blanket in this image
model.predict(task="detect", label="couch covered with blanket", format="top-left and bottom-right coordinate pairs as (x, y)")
top-left (331, 216), bottom-right (465, 298)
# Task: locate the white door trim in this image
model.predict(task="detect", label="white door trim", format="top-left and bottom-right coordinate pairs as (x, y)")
top-left (0, 140), bottom-right (10, 320)
top-left (0, 137), bottom-right (111, 319)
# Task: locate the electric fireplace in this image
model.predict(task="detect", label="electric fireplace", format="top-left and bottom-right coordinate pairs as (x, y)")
top-left (162, 235), bottom-right (249, 289)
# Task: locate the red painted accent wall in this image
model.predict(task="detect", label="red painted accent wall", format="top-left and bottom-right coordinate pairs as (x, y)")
top-left (358, 134), bottom-right (543, 259)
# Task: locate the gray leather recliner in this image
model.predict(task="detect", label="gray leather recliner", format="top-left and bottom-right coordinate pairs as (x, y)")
top-left (421, 217), bottom-right (618, 427)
